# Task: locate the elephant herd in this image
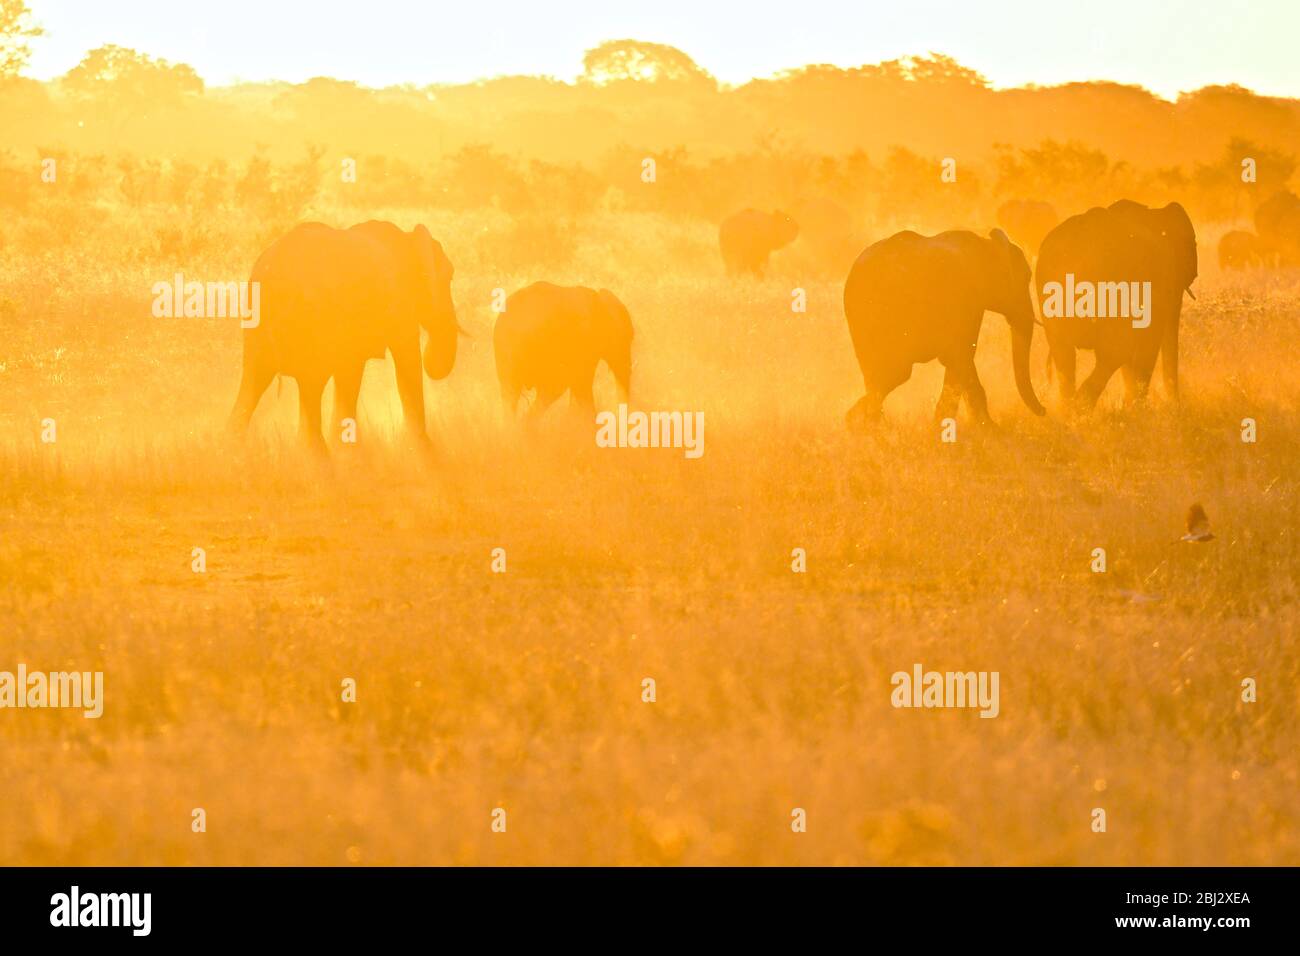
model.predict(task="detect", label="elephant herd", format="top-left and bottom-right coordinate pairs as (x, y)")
top-left (229, 197), bottom-right (1204, 449)
top-left (228, 220), bottom-right (634, 449)
top-left (845, 200), bottom-right (1197, 425)
top-left (1218, 190), bottom-right (1300, 269)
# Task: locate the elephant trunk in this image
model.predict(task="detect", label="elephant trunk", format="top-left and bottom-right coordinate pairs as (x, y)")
top-left (421, 295), bottom-right (458, 381)
top-left (1011, 322), bottom-right (1045, 416)
top-left (610, 348), bottom-right (631, 406)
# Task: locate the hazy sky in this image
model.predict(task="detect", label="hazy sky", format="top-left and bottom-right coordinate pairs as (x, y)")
top-left (23, 0), bottom-right (1300, 99)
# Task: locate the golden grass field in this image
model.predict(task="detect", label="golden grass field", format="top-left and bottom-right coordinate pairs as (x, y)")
top-left (1, 204), bottom-right (1297, 866)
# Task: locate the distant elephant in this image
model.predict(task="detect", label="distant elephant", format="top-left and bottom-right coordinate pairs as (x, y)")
top-left (228, 220), bottom-right (460, 449)
top-left (995, 199), bottom-right (1059, 257)
top-left (1036, 200), bottom-right (1197, 409)
top-left (494, 282), bottom-right (633, 422)
top-left (1218, 230), bottom-right (1269, 270)
top-left (843, 228), bottom-right (1044, 426)
top-left (719, 208), bottom-right (800, 276)
top-left (1254, 191), bottom-right (1300, 264)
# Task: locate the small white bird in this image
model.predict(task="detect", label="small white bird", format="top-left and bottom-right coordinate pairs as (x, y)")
top-left (1181, 503), bottom-right (1215, 543)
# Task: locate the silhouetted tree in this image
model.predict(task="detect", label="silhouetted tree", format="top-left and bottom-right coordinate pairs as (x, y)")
top-left (0, 0), bottom-right (41, 78)
top-left (581, 40), bottom-right (715, 88)
top-left (61, 45), bottom-right (202, 111)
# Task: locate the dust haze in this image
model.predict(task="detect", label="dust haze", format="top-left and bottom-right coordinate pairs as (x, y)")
top-left (1, 16), bottom-right (1297, 864)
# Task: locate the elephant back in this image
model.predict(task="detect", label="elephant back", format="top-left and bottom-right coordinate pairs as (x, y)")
top-left (1037, 207), bottom-right (1116, 285)
top-left (246, 223), bottom-right (402, 371)
top-left (251, 223), bottom-right (396, 313)
top-left (845, 230), bottom-right (982, 308)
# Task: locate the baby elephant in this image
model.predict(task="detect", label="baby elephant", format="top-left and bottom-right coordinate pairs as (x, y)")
top-left (494, 282), bottom-right (633, 421)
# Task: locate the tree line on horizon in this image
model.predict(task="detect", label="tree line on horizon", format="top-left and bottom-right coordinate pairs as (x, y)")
top-left (2, 5), bottom-right (1298, 257)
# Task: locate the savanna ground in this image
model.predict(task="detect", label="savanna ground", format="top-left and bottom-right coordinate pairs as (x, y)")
top-left (0, 201), bottom-right (1297, 866)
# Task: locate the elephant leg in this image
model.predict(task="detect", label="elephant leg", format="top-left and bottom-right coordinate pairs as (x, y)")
top-left (570, 378), bottom-right (595, 417)
top-left (848, 360), bottom-right (911, 427)
top-left (297, 376), bottom-right (327, 453)
top-left (525, 387), bottom-right (562, 429)
top-left (332, 367), bottom-right (363, 443)
top-left (228, 355), bottom-right (275, 434)
top-left (1161, 319), bottom-right (1180, 402)
top-left (499, 377), bottom-right (522, 418)
top-left (1121, 357), bottom-right (1156, 407)
top-left (1120, 366), bottom-right (1140, 405)
top-left (934, 367), bottom-right (963, 423)
top-left (1050, 346), bottom-right (1076, 407)
top-left (391, 341), bottom-right (428, 443)
top-left (952, 357), bottom-right (992, 425)
top-left (1123, 336), bottom-right (1162, 407)
top-left (1075, 354), bottom-right (1120, 411)
top-left (1119, 366), bottom-right (1152, 407)
top-left (845, 395), bottom-right (882, 430)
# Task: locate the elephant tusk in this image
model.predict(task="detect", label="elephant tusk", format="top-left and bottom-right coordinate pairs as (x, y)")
top-left (1184, 286), bottom-right (1197, 301)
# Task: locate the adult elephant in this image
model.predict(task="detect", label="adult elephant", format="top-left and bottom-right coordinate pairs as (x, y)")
top-left (995, 199), bottom-right (1059, 257)
top-left (1254, 190), bottom-right (1300, 265)
top-left (842, 228), bottom-right (1045, 426)
top-left (494, 282), bottom-right (633, 422)
top-left (1218, 230), bottom-right (1268, 270)
top-left (228, 220), bottom-right (459, 449)
top-left (719, 208), bottom-right (799, 276)
top-left (1036, 200), bottom-right (1197, 409)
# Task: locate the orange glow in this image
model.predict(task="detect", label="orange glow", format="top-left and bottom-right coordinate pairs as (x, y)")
top-left (1, 3), bottom-right (1297, 867)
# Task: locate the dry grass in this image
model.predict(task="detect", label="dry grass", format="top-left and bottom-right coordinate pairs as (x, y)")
top-left (0, 208), bottom-right (1297, 865)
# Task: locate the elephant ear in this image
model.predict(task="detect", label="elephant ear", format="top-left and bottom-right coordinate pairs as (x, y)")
top-left (1160, 202), bottom-right (1199, 287)
top-left (597, 288), bottom-right (633, 342)
top-left (988, 228), bottom-right (1030, 285)
top-left (411, 224), bottom-right (453, 282)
